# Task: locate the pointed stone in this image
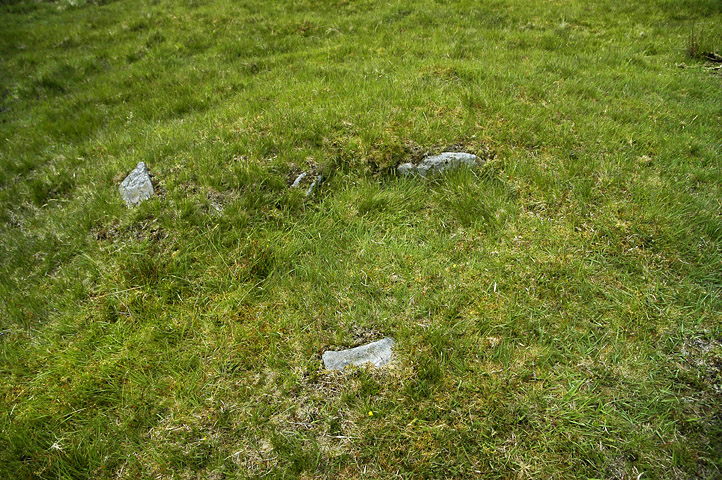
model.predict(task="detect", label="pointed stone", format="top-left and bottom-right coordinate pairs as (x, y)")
top-left (119, 162), bottom-right (154, 207)
top-left (322, 337), bottom-right (395, 371)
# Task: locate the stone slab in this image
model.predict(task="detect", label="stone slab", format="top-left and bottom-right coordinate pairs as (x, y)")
top-left (322, 337), bottom-right (395, 371)
top-left (397, 152), bottom-right (478, 177)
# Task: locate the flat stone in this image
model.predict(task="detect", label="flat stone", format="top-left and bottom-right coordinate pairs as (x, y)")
top-left (119, 162), bottom-right (154, 207)
top-left (322, 337), bottom-right (395, 371)
top-left (397, 152), bottom-right (479, 177)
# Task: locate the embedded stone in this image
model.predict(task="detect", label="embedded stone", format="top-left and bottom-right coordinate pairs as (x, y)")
top-left (290, 171), bottom-right (322, 196)
top-left (397, 152), bottom-right (479, 177)
top-left (305, 174), bottom-right (323, 196)
top-left (322, 337), bottom-right (395, 371)
top-left (291, 172), bottom-right (307, 188)
top-left (397, 163), bottom-right (415, 176)
top-left (119, 162), bottom-right (154, 207)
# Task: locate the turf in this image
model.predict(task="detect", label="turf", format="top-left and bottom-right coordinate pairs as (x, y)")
top-left (1, 0), bottom-right (721, 478)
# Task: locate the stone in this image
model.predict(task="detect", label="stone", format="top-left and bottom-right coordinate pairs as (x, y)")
top-left (119, 162), bottom-right (154, 207)
top-left (397, 152), bottom-right (479, 177)
top-left (291, 172), bottom-right (307, 188)
top-left (322, 337), bottom-right (395, 371)
top-left (397, 163), bottom-right (415, 176)
top-left (305, 174), bottom-right (323, 196)
top-left (290, 171), bottom-right (322, 196)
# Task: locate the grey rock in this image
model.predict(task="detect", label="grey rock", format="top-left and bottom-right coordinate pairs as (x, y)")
top-left (119, 162), bottom-right (154, 207)
top-left (397, 152), bottom-right (479, 177)
top-left (322, 337), bottom-right (395, 371)
top-left (305, 174), bottom-right (323, 197)
top-left (397, 163), bottom-right (415, 176)
top-left (290, 171), bottom-right (322, 196)
top-left (291, 172), bottom-right (307, 188)
top-left (210, 202), bottom-right (223, 215)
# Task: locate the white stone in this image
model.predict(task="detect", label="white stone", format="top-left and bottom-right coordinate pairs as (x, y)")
top-left (397, 152), bottom-right (479, 177)
top-left (305, 174), bottom-right (322, 196)
top-left (119, 162), bottom-right (154, 207)
top-left (291, 172), bottom-right (307, 188)
top-left (397, 163), bottom-right (415, 176)
top-left (322, 337), bottom-right (395, 371)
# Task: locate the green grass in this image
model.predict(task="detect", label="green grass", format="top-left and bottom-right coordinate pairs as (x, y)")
top-left (1, 0), bottom-right (721, 478)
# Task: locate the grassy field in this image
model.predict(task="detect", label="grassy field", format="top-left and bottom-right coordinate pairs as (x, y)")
top-left (1, 0), bottom-right (721, 478)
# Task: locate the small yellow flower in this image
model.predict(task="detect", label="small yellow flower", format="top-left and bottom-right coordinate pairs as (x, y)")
top-left (368, 411), bottom-right (374, 417)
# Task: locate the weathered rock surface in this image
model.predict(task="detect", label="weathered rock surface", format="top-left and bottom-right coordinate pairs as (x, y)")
top-left (322, 337), bottom-right (395, 371)
top-left (290, 171), bottom-right (322, 196)
top-left (305, 174), bottom-right (323, 196)
top-left (291, 172), bottom-right (307, 188)
top-left (397, 152), bottom-right (478, 177)
top-left (119, 162), bottom-right (154, 207)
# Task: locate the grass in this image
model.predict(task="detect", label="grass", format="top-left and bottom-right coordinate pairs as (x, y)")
top-left (1, 0), bottom-right (721, 478)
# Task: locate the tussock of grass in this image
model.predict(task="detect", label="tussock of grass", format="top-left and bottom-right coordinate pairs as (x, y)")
top-left (1, 0), bottom-right (721, 478)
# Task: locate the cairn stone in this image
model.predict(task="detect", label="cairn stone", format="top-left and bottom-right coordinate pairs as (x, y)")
top-left (290, 171), bottom-right (322, 196)
top-left (397, 152), bottom-right (478, 177)
top-left (291, 172), bottom-right (307, 188)
top-left (322, 337), bottom-right (395, 371)
top-left (305, 174), bottom-right (322, 196)
top-left (119, 162), bottom-right (154, 207)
